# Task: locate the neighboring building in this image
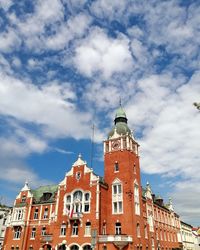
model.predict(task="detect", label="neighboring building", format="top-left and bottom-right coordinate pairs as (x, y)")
top-left (192, 228), bottom-right (200, 250)
top-left (180, 221), bottom-right (195, 250)
top-left (3, 106), bottom-right (183, 250)
top-left (0, 205), bottom-right (12, 250)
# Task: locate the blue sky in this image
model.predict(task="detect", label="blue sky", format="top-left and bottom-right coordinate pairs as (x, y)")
top-left (0, 0), bottom-right (200, 226)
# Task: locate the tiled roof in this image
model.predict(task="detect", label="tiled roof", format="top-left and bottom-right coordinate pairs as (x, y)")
top-left (31, 185), bottom-right (58, 204)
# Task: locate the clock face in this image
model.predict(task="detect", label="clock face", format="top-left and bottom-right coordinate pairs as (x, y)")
top-left (112, 140), bottom-right (120, 150)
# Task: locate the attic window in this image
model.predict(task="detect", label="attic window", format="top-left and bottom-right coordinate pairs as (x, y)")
top-left (21, 195), bottom-right (26, 203)
top-left (43, 192), bottom-right (52, 201)
top-left (76, 172), bottom-right (81, 180)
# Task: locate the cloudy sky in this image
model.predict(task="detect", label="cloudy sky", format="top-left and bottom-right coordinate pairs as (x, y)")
top-left (0, 0), bottom-right (199, 226)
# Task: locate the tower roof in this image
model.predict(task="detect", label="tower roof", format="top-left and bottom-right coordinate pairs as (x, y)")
top-left (115, 106), bottom-right (127, 119)
top-left (108, 105), bottom-right (131, 139)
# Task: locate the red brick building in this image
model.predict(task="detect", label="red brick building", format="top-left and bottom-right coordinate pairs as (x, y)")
top-left (3, 107), bottom-right (181, 250)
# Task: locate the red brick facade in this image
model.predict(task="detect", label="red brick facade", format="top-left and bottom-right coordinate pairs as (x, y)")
top-left (3, 107), bottom-right (181, 250)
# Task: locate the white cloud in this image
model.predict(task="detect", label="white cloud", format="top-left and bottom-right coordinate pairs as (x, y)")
top-left (170, 180), bottom-right (200, 226)
top-left (0, 162), bottom-right (51, 188)
top-left (125, 72), bottom-right (200, 177)
top-left (12, 57), bottom-right (21, 68)
top-left (74, 28), bottom-right (133, 78)
top-left (6, 2), bottom-right (91, 52)
top-left (45, 13), bottom-right (91, 50)
top-left (0, 73), bottom-right (92, 140)
top-left (90, 0), bottom-right (129, 21)
top-left (0, 0), bottom-right (13, 11)
top-left (0, 29), bottom-right (21, 52)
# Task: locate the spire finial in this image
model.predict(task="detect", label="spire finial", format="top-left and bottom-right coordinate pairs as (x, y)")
top-left (119, 97), bottom-right (122, 107)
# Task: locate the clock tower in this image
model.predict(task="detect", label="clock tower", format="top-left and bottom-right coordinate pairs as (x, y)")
top-left (102, 105), bottom-right (145, 249)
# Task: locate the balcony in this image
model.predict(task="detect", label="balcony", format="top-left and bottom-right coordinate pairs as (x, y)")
top-left (40, 234), bottom-right (53, 242)
top-left (99, 235), bottom-right (133, 249)
top-left (10, 220), bottom-right (25, 226)
top-left (69, 212), bottom-right (83, 220)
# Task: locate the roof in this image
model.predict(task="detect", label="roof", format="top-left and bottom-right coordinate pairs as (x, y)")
top-left (115, 106), bottom-right (127, 119)
top-left (108, 106), bottom-right (132, 139)
top-left (108, 122), bottom-right (132, 139)
top-left (31, 185), bottom-right (58, 204)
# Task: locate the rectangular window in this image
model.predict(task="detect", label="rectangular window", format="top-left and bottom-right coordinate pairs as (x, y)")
top-left (137, 223), bottom-right (140, 237)
top-left (102, 223), bottom-right (106, 235)
top-left (72, 223), bottom-right (78, 236)
top-left (85, 222), bottom-right (91, 236)
top-left (134, 185), bottom-right (140, 215)
top-left (41, 227), bottom-right (46, 236)
top-left (84, 204), bottom-right (90, 212)
top-left (43, 208), bottom-right (48, 219)
top-left (114, 162), bottom-right (119, 172)
top-left (115, 223), bottom-right (121, 235)
top-left (60, 224), bottom-right (66, 236)
top-left (113, 202), bottom-right (118, 213)
top-left (113, 185), bottom-right (117, 194)
top-left (118, 201), bottom-right (122, 213)
top-left (31, 228), bottom-right (36, 239)
top-left (14, 227), bottom-right (21, 239)
top-left (145, 225), bottom-right (148, 238)
top-left (15, 210), bottom-right (23, 221)
top-left (112, 183), bottom-right (123, 214)
top-left (33, 209), bottom-right (38, 220)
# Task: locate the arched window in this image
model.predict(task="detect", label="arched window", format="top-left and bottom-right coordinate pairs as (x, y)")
top-left (84, 193), bottom-right (90, 212)
top-left (70, 245), bottom-right (79, 250)
top-left (83, 245), bottom-right (91, 250)
top-left (136, 223), bottom-right (140, 237)
top-left (85, 222), bottom-right (91, 236)
top-left (115, 222), bottom-right (121, 235)
top-left (73, 191), bottom-right (83, 214)
top-left (73, 191), bottom-right (82, 201)
top-left (41, 227), bottom-right (46, 236)
top-left (64, 190), bottom-right (91, 216)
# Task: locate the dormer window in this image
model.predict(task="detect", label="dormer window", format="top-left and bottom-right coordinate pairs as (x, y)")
top-left (42, 192), bottom-right (52, 201)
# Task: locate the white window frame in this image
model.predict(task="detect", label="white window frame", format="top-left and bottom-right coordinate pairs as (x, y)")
top-left (115, 222), bottom-right (121, 235)
top-left (72, 222), bottom-right (78, 236)
top-left (112, 179), bottom-right (123, 214)
top-left (14, 227), bottom-right (21, 239)
top-left (30, 228), bottom-right (36, 239)
top-left (64, 190), bottom-right (91, 215)
top-left (43, 208), bottom-right (48, 219)
top-left (85, 222), bottom-right (91, 236)
top-left (33, 208), bottom-right (39, 220)
top-left (60, 223), bottom-right (66, 236)
top-left (134, 181), bottom-right (140, 215)
top-left (41, 227), bottom-right (46, 236)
